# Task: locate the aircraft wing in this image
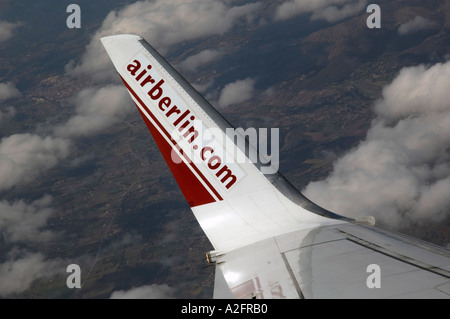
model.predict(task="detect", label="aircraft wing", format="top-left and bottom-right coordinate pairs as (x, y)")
top-left (101, 34), bottom-right (450, 299)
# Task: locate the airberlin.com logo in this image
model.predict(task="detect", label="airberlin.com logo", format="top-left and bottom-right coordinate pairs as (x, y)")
top-left (125, 53), bottom-right (279, 191)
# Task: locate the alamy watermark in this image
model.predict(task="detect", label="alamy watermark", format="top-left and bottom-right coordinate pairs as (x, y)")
top-left (66, 264), bottom-right (81, 289)
top-left (66, 4), bottom-right (81, 29)
top-left (366, 4), bottom-right (381, 29)
top-left (169, 120), bottom-right (280, 175)
top-left (366, 264), bottom-right (381, 289)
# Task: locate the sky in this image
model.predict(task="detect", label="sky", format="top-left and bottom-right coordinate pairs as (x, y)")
top-left (0, 0), bottom-right (449, 298)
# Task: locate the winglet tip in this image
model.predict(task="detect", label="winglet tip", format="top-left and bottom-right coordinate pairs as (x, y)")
top-left (355, 216), bottom-right (376, 226)
top-left (100, 34), bottom-right (142, 46)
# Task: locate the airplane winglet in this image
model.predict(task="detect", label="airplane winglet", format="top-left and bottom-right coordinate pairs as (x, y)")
top-left (101, 34), bottom-right (349, 251)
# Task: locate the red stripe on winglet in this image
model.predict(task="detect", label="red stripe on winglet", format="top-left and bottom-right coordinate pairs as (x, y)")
top-left (121, 76), bottom-right (220, 207)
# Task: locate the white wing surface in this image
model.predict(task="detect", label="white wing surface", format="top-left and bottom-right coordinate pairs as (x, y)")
top-left (101, 34), bottom-right (450, 299)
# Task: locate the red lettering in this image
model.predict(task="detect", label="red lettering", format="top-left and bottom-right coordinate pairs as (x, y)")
top-left (166, 105), bottom-right (182, 119)
top-left (178, 120), bottom-right (190, 132)
top-left (208, 155), bottom-right (221, 170)
top-left (173, 110), bottom-right (189, 126)
top-left (137, 65), bottom-right (152, 81)
top-left (127, 60), bottom-right (141, 76)
top-left (140, 74), bottom-right (155, 87)
top-left (216, 166), bottom-right (237, 189)
top-left (159, 97), bottom-right (171, 111)
top-left (129, 57), bottom-right (238, 190)
top-left (201, 147), bottom-right (214, 160)
top-left (183, 126), bottom-right (198, 143)
top-left (136, 69), bottom-right (147, 81)
top-left (147, 79), bottom-right (165, 100)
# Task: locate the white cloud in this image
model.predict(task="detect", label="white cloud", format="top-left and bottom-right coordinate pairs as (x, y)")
top-left (0, 134), bottom-right (70, 191)
top-left (179, 49), bottom-right (224, 72)
top-left (67, 0), bottom-right (261, 81)
top-left (274, 0), bottom-right (367, 23)
top-left (0, 83), bottom-right (20, 124)
top-left (311, 0), bottom-right (367, 23)
top-left (109, 284), bottom-right (175, 299)
top-left (0, 252), bottom-right (61, 296)
top-left (0, 20), bottom-right (21, 43)
top-left (217, 77), bottom-right (255, 107)
top-left (53, 85), bottom-right (131, 138)
top-left (374, 62), bottom-right (450, 120)
top-left (0, 195), bottom-right (56, 243)
top-left (0, 82), bottom-right (21, 102)
top-left (303, 61), bottom-right (450, 227)
top-left (398, 16), bottom-right (435, 35)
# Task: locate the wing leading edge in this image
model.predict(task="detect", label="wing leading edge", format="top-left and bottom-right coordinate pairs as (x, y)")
top-left (101, 34), bottom-right (450, 299)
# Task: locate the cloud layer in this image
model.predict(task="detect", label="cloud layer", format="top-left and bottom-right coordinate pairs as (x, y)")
top-left (178, 49), bottom-right (224, 72)
top-left (398, 16), bottom-right (435, 35)
top-left (274, 0), bottom-right (367, 23)
top-left (304, 61), bottom-right (450, 227)
top-left (217, 77), bottom-right (256, 108)
top-left (0, 19), bottom-right (21, 42)
top-left (54, 85), bottom-right (131, 138)
top-left (0, 134), bottom-right (71, 191)
top-left (0, 251), bottom-right (62, 296)
top-left (0, 195), bottom-right (56, 243)
top-left (0, 82), bottom-right (21, 102)
top-left (1, 0), bottom-right (262, 298)
top-left (66, 0), bottom-right (261, 81)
